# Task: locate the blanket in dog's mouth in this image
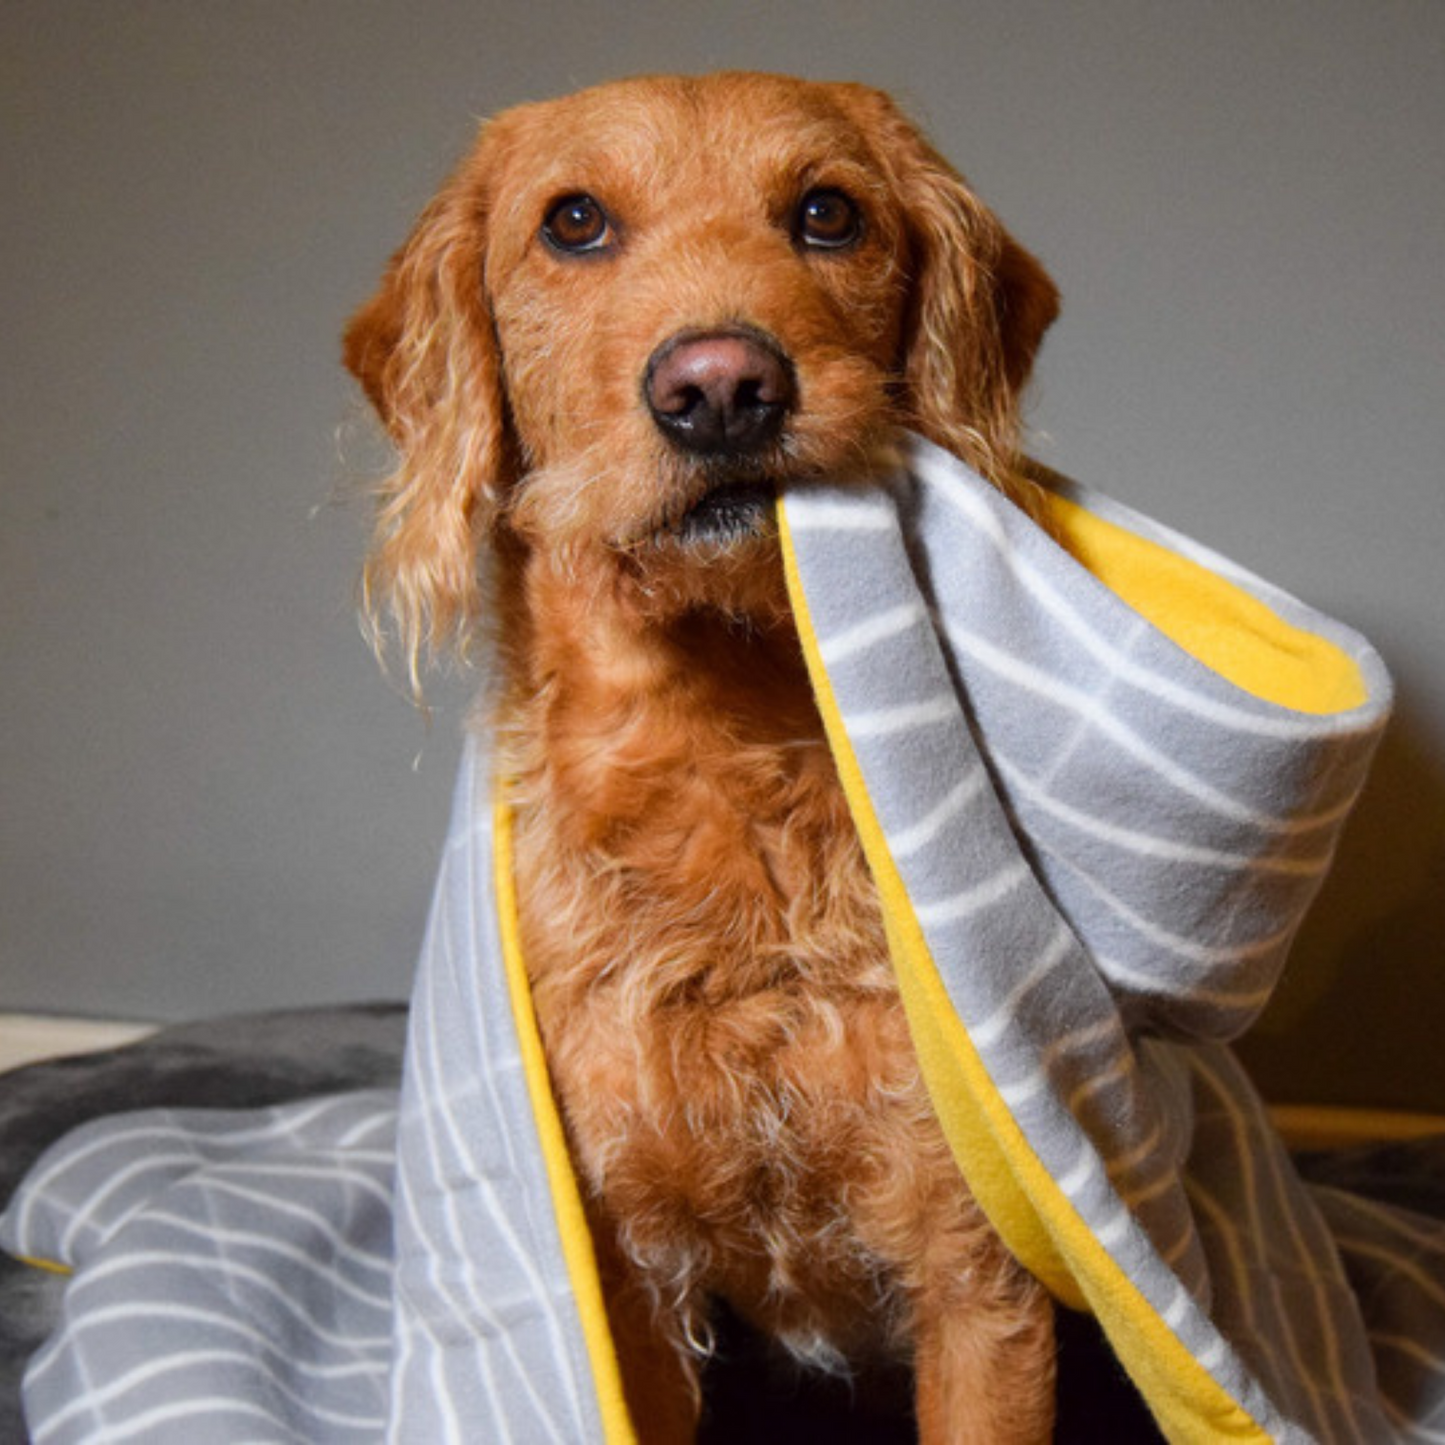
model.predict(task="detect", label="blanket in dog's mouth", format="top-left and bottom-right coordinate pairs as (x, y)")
top-left (8, 432), bottom-right (1445, 1445)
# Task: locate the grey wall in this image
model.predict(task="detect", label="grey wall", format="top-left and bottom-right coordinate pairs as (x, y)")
top-left (3, 2), bottom-right (1442, 1110)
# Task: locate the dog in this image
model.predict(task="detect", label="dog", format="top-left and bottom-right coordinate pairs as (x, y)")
top-left (346, 71), bottom-right (1061, 1443)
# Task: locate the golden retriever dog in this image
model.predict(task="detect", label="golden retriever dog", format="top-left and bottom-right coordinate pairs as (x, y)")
top-left (346, 71), bottom-right (1061, 1443)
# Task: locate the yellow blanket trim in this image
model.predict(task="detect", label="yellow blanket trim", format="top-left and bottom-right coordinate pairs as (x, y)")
top-left (1044, 490), bottom-right (1366, 715)
top-left (778, 505), bottom-right (1272, 1444)
top-left (493, 797), bottom-right (639, 1445)
top-left (13, 1253), bottom-right (71, 1277)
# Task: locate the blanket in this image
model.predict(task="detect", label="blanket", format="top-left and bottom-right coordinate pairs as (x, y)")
top-left (0, 1005), bottom-right (408, 1445)
top-left (5, 434), bottom-right (1444, 1443)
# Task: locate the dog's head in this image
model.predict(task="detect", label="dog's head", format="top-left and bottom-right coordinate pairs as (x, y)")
top-left (345, 72), bottom-right (1057, 672)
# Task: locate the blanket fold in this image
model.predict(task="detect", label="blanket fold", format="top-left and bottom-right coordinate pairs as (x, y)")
top-left (775, 439), bottom-right (1396, 1442)
top-left (5, 433), bottom-right (1444, 1444)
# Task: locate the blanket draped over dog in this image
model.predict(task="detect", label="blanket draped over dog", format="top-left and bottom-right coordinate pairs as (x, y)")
top-left (6, 433), bottom-right (1445, 1443)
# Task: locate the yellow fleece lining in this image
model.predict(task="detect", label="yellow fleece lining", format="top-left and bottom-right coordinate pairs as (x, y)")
top-left (778, 505), bottom-right (1272, 1444)
top-left (493, 797), bottom-right (638, 1445)
top-left (14, 1253), bottom-right (70, 1277)
top-left (1043, 490), bottom-right (1366, 715)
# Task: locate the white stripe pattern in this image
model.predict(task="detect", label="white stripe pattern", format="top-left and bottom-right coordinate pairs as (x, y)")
top-left (887, 768), bottom-right (989, 858)
top-left (818, 600), bottom-right (928, 666)
top-left (912, 858), bottom-right (1032, 927)
top-left (844, 693), bottom-right (958, 737)
top-left (993, 752), bottom-right (1335, 877)
top-left (5, 1093), bottom-right (397, 1443)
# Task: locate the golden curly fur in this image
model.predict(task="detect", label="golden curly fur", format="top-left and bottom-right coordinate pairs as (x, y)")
top-left (346, 72), bottom-right (1061, 1442)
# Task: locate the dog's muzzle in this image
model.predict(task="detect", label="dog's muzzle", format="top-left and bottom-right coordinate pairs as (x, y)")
top-left (643, 328), bottom-right (793, 545)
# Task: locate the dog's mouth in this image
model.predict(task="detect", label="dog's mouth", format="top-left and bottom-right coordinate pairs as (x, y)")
top-left (671, 478), bottom-right (776, 546)
top-left (618, 472), bottom-right (778, 553)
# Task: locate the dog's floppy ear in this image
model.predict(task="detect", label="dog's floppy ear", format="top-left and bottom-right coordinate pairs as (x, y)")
top-left (840, 87), bottom-right (1059, 488)
top-left (344, 124), bottom-right (512, 687)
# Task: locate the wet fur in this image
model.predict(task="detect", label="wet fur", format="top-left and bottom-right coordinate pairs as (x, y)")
top-left (347, 72), bottom-right (1061, 1441)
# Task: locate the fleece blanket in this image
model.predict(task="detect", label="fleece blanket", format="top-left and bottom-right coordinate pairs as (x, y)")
top-left (5, 432), bottom-right (1445, 1443)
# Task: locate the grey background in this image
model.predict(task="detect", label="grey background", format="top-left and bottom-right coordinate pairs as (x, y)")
top-left (3, 2), bottom-right (1442, 1111)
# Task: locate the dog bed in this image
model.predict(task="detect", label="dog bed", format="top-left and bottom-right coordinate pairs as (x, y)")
top-left (5, 434), bottom-right (1444, 1442)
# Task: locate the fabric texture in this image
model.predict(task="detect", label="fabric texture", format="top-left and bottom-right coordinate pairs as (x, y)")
top-left (0, 1005), bottom-right (408, 1445)
top-left (4, 433), bottom-right (1443, 1443)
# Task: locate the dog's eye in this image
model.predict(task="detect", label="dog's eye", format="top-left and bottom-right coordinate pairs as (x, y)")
top-left (794, 188), bottom-right (863, 250)
top-left (542, 194), bottom-right (613, 254)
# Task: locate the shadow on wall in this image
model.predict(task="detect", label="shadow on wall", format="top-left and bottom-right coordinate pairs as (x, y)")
top-left (1238, 702), bottom-right (1445, 1114)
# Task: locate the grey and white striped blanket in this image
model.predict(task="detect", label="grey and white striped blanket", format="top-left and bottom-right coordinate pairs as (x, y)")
top-left (5, 433), bottom-right (1443, 1442)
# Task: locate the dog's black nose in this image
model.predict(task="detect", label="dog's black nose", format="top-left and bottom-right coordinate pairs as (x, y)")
top-left (645, 330), bottom-right (795, 455)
